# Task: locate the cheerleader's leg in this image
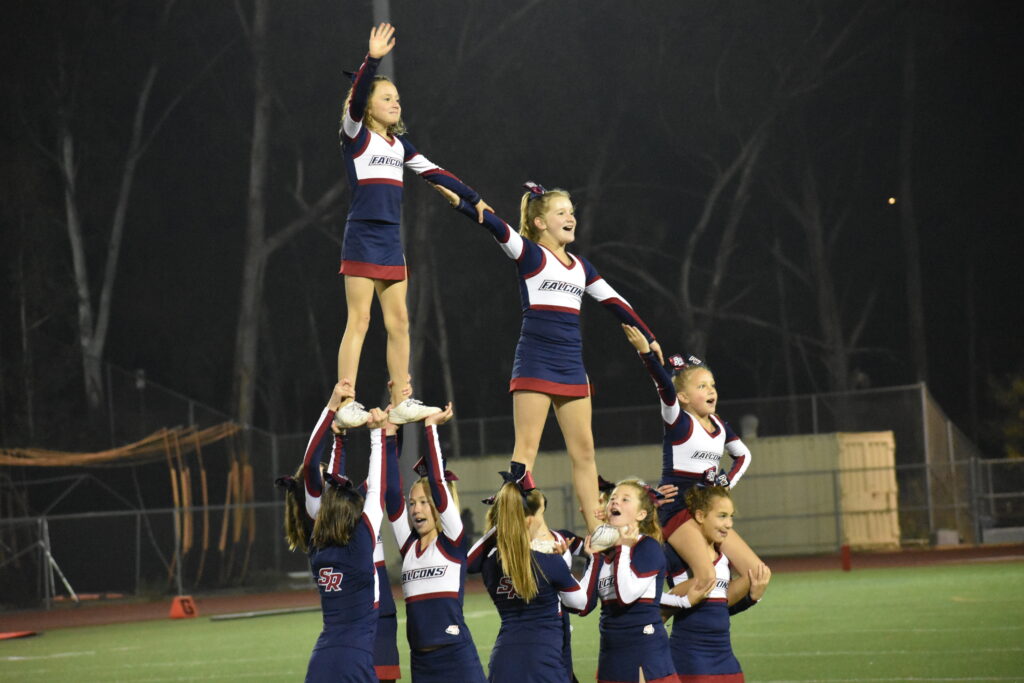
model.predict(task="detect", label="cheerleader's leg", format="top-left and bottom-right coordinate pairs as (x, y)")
top-left (552, 395), bottom-right (600, 533)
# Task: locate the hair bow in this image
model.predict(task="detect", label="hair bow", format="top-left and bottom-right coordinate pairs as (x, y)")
top-left (667, 353), bottom-right (704, 372)
top-left (597, 475), bottom-right (616, 494)
top-left (523, 181), bottom-right (547, 200)
top-left (411, 457), bottom-right (457, 482)
top-left (638, 481), bottom-right (666, 505)
top-left (481, 470), bottom-right (530, 510)
top-left (323, 472), bottom-right (353, 490)
top-left (274, 475), bottom-right (299, 492)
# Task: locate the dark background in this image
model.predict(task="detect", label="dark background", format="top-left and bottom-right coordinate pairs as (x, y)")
top-left (1, 0), bottom-right (1021, 454)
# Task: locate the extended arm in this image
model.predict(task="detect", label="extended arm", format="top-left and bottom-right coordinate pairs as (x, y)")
top-left (582, 258), bottom-right (657, 346)
top-left (556, 555), bottom-right (596, 612)
top-left (340, 23), bottom-right (393, 139)
top-left (423, 407), bottom-right (464, 543)
top-left (360, 422), bottom-right (387, 540)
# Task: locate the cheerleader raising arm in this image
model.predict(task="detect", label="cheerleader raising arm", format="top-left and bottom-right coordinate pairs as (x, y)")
top-left (301, 381), bottom-right (355, 521)
top-left (335, 23), bottom-right (490, 427)
top-left (422, 404), bottom-right (463, 542)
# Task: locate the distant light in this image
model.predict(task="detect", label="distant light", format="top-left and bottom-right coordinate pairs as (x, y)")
top-left (887, 197), bottom-right (897, 205)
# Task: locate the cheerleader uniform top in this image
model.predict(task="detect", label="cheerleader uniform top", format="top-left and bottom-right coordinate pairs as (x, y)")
top-left (634, 351), bottom-right (752, 530)
top-left (306, 427), bottom-right (391, 654)
top-left (391, 425), bottom-right (474, 650)
top-left (663, 546), bottom-right (746, 677)
top-left (578, 534), bottom-right (670, 630)
top-left (451, 199), bottom-right (656, 396)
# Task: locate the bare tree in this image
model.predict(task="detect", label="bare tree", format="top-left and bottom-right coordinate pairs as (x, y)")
top-left (229, 0), bottom-right (349, 427)
top-left (44, 1), bottom-right (215, 413)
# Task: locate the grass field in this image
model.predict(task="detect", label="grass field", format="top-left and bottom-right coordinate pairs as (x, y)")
top-left (3, 562), bottom-right (1023, 681)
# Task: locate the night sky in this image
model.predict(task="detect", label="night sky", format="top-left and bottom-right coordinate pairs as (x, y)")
top-left (1, 1), bottom-right (1021, 452)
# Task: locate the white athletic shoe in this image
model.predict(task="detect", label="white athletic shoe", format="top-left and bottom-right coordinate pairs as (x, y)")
top-left (588, 524), bottom-right (621, 553)
top-left (389, 398), bottom-right (441, 425)
top-left (333, 401), bottom-right (370, 429)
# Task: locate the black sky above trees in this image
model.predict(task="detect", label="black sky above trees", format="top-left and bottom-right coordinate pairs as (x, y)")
top-left (1, 1), bottom-right (1021, 452)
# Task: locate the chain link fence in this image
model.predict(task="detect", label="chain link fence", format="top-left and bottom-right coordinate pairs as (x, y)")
top-left (3, 367), bottom-right (1021, 610)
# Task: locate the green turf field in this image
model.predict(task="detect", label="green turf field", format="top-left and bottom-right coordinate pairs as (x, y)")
top-left (3, 562), bottom-right (1023, 681)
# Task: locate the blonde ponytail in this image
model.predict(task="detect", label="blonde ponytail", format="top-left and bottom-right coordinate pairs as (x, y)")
top-left (495, 483), bottom-right (539, 602)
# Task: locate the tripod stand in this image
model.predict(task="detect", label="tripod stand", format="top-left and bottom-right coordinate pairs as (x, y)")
top-left (0, 526), bottom-right (78, 609)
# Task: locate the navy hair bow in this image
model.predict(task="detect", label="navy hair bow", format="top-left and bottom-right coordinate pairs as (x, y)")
top-left (523, 181), bottom-right (547, 200)
top-left (482, 470), bottom-right (530, 509)
top-left (638, 481), bottom-right (666, 505)
top-left (323, 472), bottom-right (353, 490)
top-left (597, 475), bottom-right (616, 495)
top-left (412, 457), bottom-right (458, 482)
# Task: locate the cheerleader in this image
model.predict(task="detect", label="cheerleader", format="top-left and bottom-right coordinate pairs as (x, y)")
top-left (334, 23), bottom-right (492, 428)
top-left (327, 411), bottom-right (406, 682)
top-left (661, 486), bottom-right (771, 682)
top-left (391, 405), bottom-right (487, 682)
top-left (304, 406), bottom-right (395, 683)
top-left (469, 482), bottom-right (596, 683)
top-left (433, 182), bottom-right (661, 532)
top-left (578, 479), bottom-right (683, 683)
top-left (621, 324), bottom-right (763, 588)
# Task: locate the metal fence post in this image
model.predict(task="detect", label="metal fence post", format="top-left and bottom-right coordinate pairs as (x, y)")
top-left (921, 383), bottom-right (934, 538)
top-left (832, 469), bottom-right (844, 552)
top-left (968, 457), bottom-right (980, 544)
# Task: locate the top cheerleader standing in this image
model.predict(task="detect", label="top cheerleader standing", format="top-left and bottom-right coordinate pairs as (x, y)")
top-left (335, 23), bottom-right (491, 427)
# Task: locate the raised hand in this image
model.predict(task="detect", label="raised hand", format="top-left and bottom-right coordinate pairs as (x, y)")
top-left (622, 324), bottom-right (651, 354)
top-left (328, 378), bottom-right (356, 410)
top-left (366, 406), bottom-right (390, 429)
top-left (424, 402), bottom-right (454, 426)
top-left (617, 523), bottom-right (640, 548)
top-left (368, 22), bottom-right (396, 59)
top-left (654, 484), bottom-right (678, 508)
top-left (748, 563), bottom-right (771, 602)
top-left (649, 340), bottom-right (664, 365)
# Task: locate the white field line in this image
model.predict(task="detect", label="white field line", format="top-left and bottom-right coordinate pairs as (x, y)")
top-left (2, 650), bottom-right (95, 662)
top-left (745, 646), bottom-right (1024, 657)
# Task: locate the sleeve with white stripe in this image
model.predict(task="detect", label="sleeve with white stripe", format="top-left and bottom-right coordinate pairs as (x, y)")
top-left (424, 425), bottom-right (464, 543)
top-left (360, 428), bottom-right (386, 541)
top-left (301, 406), bottom-right (335, 521)
top-left (723, 422), bottom-right (752, 486)
top-left (613, 541), bottom-right (659, 604)
top-left (558, 556), bottom-right (596, 611)
top-left (340, 55), bottom-right (380, 139)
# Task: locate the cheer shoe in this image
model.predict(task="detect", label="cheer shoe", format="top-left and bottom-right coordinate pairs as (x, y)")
top-left (333, 400), bottom-right (370, 428)
top-left (390, 398), bottom-right (441, 424)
